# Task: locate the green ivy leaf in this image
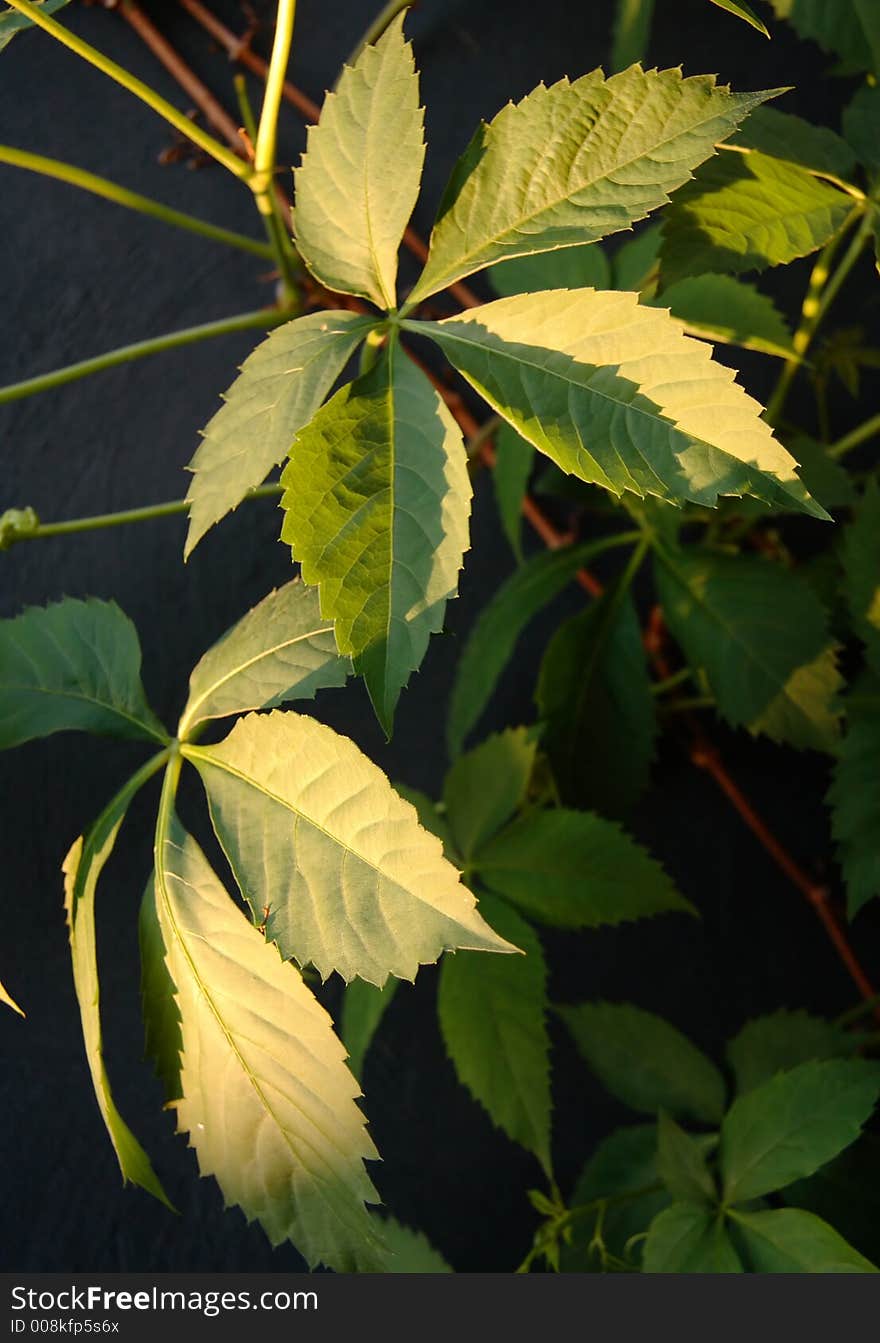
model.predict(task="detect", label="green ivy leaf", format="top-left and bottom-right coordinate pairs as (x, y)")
top-left (178, 579), bottom-right (349, 740)
top-left (536, 585), bottom-right (656, 816)
top-left (659, 151), bottom-right (852, 287)
top-left (443, 727), bottom-right (537, 861)
top-left (727, 1010), bottom-right (853, 1095)
top-left (447, 539), bottom-right (615, 756)
top-left (408, 67), bottom-right (778, 303)
top-left (656, 548), bottom-right (842, 751)
top-left (559, 1002), bottom-right (725, 1123)
top-left (643, 1204), bottom-right (742, 1271)
top-left (828, 673), bottom-right (880, 918)
top-left (561, 1124), bottom-right (669, 1272)
top-left (0, 0), bottom-right (71, 53)
top-left (730, 107), bottom-right (856, 178)
top-left (138, 877), bottom-right (182, 1105)
top-left (376, 1217), bottom-right (453, 1272)
top-left (412, 290), bottom-right (825, 517)
top-left (766, 0), bottom-right (878, 73)
top-left (474, 811), bottom-right (694, 930)
top-left (731, 1207), bottom-right (877, 1272)
top-left (657, 1111), bottom-right (717, 1205)
top-left (293, 15), bottom-right (424, 308)
top-left (720, 1059), bottom-right (880, 1204)
top-left (842, 480), bottom-right (880, 672)
top-left (340, 977), bottom-right (398, 1083)
top-left (707, 0), bottom-right (769, 36)
top-left (0, 598), bottom-right (166, 750)
top-left (154, 813), bottom-right (388, 1271)
top-left (62, 770), bottom-right (172, 1209)
top-left (185, 711), bottom-right (516, 986)
top-left (281, 341), bottom-right (470, 735)
top-left (647, 273), bottom-right (795, 359)
top-left (488, 244), bottom-right (610, 297)
top-left (843, 84), bottom-right (880, 174)
top-left (493, 424), bottom-right (535, 563)
top-left (438, 893), bottom-right (551, 1174)
top-left (185, 312), bottom-right (374, 556)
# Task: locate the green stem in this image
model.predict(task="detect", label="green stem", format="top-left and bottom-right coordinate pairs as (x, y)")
top-left (344, 0), bottom-right (414, 67)
top-left (828, 412), bottom-right (880, 460)
top-left (0, 144), bottom-right (272, 258)
top-left (2, 0), bottom-right (249, 180)
top-left (651, 666), bottom-right (693, 696)
top-left (765, 207), bottom-right (866, 427)
top-left (251, 0), bottom-right (299, 304)
top-left (234, 73), bottom-right (259, 146)
top-left (0, 308), bottom-right (293, 407)
top-left (660, 694), bottom-right (716, 714)
top-left (9, 484), bottom-right (284, 547)
top-left (466, 413), bottom-right (503, 460)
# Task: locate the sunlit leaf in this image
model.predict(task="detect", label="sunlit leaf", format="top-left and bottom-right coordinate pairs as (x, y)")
top-left (293, 15), bottom-right (424, 308)
top-left (0, 976), bottom-right (24, 1018)
top-left (706, 0), bottom-right (769, 37)
top-left (186, 710), bottom-right (516, 986)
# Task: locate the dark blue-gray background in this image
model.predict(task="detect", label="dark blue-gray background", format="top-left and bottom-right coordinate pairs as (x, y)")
top-left (1, 0), bottom-right (878, 1273)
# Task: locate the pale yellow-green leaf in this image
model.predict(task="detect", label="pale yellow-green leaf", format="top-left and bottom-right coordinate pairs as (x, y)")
top-left (408, 66), bottom-right (778, 304)
top-left (154, 813), bottom-right (387, 1271)
top-left (0, 975), bottom-right (24, 1017)
top-left (411, 290), bottom-right (826, 518)
top-left (293, 15), bottom-right (424, 308)
top-left (184, 710), bottom-right (517, 986)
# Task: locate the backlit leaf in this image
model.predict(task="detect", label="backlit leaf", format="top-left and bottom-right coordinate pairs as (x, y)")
top-left (178, 579), bottom-right (349, 739)
top-left (154, 813), bottom-right (387, 1271)
top-left (408, 67), bottom-right (777, 303)
top-left (706, 0), bottom-right (769, 36)
top-left (293, 15), bottom-right (424, 308)
top-left (0, 598), bottom-right (165, 750)
top-left (0, 976), bottom-right (23, 1018)
top-left (185, 710), bottom-right (516, 986)
top-left (438, 893), bottom-right (551, 1173)
top-left (413, 290), bottom-right (825, 517)
top-left (280, 340), bottom-right (470, 735)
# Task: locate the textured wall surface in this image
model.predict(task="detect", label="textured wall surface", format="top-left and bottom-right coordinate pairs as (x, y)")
top-left (1, 0), bottom-right (877, 1272)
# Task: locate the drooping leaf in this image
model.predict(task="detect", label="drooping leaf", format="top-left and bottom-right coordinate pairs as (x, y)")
top-left (657, 1111), bottom-right (717, 1205)
top-left (648, 273), bottom-right (795, 359)
top-left (842, 480), bottom-right (880, 672)
top-left (0, 975), bottom-right (23, 1018)
top-left (439, 893), bottom-right (551, 1173)
top-left (178, 579), bottom-right (349, 740)
top-left (656, 547), bottom-right (842, 751)
top-left (706, 0), bottom-right (769, 36)
top-left (447, 538), bottom-right (619, 756)
top-left (154, 813), bottom-right (387, 1271)
top-left (340, 976), bottom-right (399, 1082)
top-left (138, 876), bottom-right (182, 1105)
top-left (765, 0), bottom-right (878, 72)
top-left (611, 0), bottom-right (655, 71)
top-left (843, 84), bottom-right (880, 174)
top-left (185, 312), bottom-right (374, 556)
top-left (185, 710), bottom-right (516, 986)
top-left (828, 674), bottom-right (880, 918)
top-left (377, 1217), bottom-right (453, 1272)
top-left (408, 67), bottom-right (778, 303)
top-left (730, 107), bottom-right (857, 178)
top-left (280, 340), bottom-right (470, 735)
top-left (731, 1208), bottom-right (877, 1272)
top-left (488, 244), bottom-right (610, 298)
top-left (492, 424), bottom-right (534, 562)
top-left (643, 1204), bottom-right (743, 1271)
top-left (443, 727), bottom-right (537, 860)
top-left (413, 290), bottom-right (825, 518)
top-left (659, 151), bottom-right (852, 288)
top-left (292, 15), bottom-right (424, 308)
top-left (561, 1125), bottom-right (670, 1272)
top-left (727, 1010), bottom-right (853, 1095)
top-left (0, 598), bottom-right (166, 750)
top-left (473, 810), bottom-right (694, 930)
top-left (62, 767), bottom-right (172, 1208)
top-left (720, 1059), bottom-right (880, 1204)
top-left (0, 0), bottom-right (71, 53)
top-left (558, 1002), bottom-right (725, 1123)
top-left (536, 584), bottom-right (656, 816)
